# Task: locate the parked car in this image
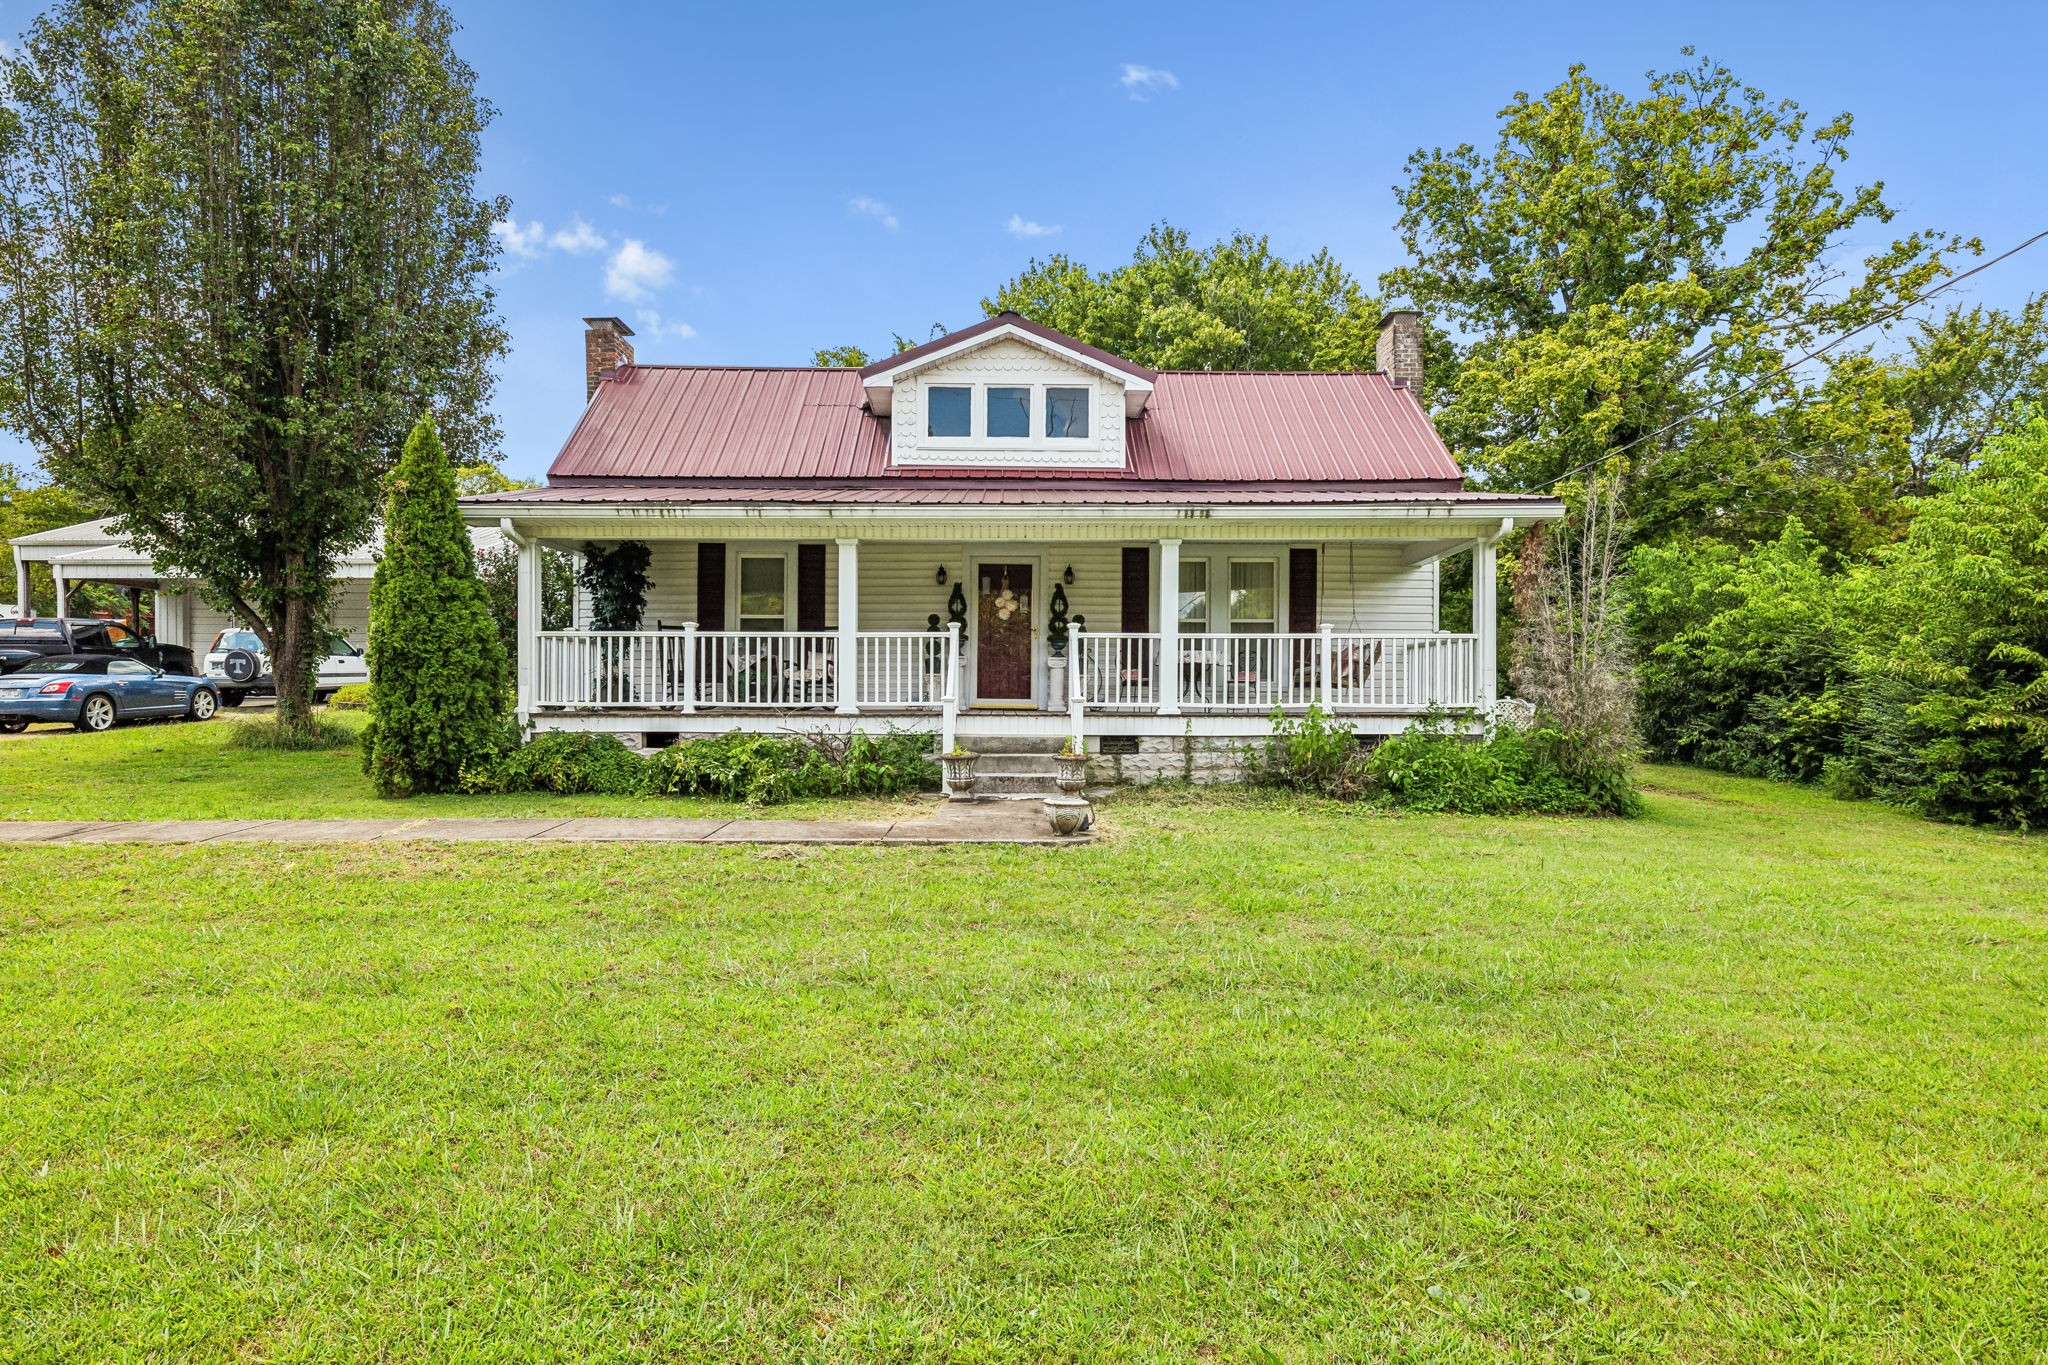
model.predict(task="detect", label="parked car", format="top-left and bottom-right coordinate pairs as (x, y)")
top-left (0, 617), bottom-right (194, 676)
top-left (202, 628), bottom-right (368, 706)
top-left (0, 654), bottom-right (219, 733)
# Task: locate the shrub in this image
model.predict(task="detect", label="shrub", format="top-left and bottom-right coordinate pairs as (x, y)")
top-left (361, 414), bottom-right (509, 797)
top-left (1245, 704), bottom-right (1372, 798)
top-left (1247, 707), bottom-right (1640, 816)
top-left (654, 730), bottom-right (938, 805)
top-left (1366, 711), bottom-right (1642, 817)
top-left (326, 683), bottom-right (372, 711)
top-left (459, 729), bottom-right (653, 796)
top-left (454, 728), bottom-right (940, 805)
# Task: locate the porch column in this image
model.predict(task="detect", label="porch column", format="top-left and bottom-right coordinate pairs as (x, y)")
top-left (1157, 538), bottom-right (1181, 716)
top-left (52, 567), bottom-right (68, 618)
top-left (515, 531), bottom-right (539, 725)
top-left (835, 538), bottom-right (859, 715)
top-left (1472, 535), bottom-right (1498, 713)
top-left (153, 589), bottom-right (187, 647)
top-left (14, 557), bottom-right (29, 616)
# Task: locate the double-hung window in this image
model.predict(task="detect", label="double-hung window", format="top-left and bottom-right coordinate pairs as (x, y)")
top-left (1228, 560), bottom-right (1277, 634)
top-left (737, 555), bottom-right (788, 633)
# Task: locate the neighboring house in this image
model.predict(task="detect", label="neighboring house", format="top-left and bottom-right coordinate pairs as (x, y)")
top-left (8, 517), bottom-right (503, 652)
top-left (461, 312), bottom-right (1565, 777)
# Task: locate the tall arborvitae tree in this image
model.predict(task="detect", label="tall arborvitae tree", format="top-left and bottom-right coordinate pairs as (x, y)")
top-left (363, 414), bottom-right (505, 797)
top-left (0, 0), bottom-right (506, 731)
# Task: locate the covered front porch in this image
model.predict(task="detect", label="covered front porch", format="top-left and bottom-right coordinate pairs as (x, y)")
top-left (485, 502), bottom-right (1516, 752)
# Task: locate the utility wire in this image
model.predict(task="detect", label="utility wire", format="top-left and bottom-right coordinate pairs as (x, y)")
top-left (1525, 226), bottom-right (2048, 493)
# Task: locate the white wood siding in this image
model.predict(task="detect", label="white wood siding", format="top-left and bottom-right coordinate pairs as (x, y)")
top-left (605, 537), bottom-right (1446, 636)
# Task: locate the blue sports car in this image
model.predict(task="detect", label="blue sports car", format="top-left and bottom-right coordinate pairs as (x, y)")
top-left (0, 654), bottom-right (221, 733)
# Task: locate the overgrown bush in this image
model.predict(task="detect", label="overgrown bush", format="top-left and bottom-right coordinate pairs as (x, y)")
top-left (361, 414), bottom-right (509, 797)
top-left (455, 728), bottom-right (940, 805)
top-left (654, 731), bottom-right (938, 805)
top-left (1246, 706), bottom-right (1639, 816)
top-left (1627, 415), bottom-right (2048, 827)
top-left (325, 683), bottom-right (373, 711)
top-left (1366, 711), bottom-right (1642, 816)
top-left (459, 729), bottom-right (652, 796)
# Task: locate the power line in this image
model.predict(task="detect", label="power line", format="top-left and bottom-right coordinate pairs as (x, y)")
top-left (1525, 227), bottom-right (2048, 493)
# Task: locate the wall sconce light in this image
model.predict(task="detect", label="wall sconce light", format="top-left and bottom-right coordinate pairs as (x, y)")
top-left (1062, 565), bottom-right (1075, 586)
top-left (935, 566), bottom-right (948, 586)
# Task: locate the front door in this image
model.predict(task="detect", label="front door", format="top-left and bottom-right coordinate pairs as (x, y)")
top-left (975, 563), bottom-right (1034, 703)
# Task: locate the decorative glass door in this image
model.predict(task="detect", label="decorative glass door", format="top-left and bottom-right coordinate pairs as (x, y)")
top-left (975, 564), bottom-right (1034, 702)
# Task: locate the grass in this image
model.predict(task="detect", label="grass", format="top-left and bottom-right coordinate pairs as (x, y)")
top-left (0, 712), bottom-right (927, 822)
top-left (1, 764), bottom-right (2043, 1361)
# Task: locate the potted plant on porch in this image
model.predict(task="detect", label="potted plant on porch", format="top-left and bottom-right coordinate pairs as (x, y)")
top-left (940, 742), bottom-right (980, 797)
top-left (1054, 736), bottom-right (1089, 794)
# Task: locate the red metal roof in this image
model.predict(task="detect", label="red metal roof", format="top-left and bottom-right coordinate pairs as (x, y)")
top-left (856, 312), bottom-right (1158, 383)
top-left (545, 365), bottom-right (1467, 488)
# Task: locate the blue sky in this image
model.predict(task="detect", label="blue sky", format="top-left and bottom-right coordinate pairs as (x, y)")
top-left (6, 0), bottom-right (2047, 480)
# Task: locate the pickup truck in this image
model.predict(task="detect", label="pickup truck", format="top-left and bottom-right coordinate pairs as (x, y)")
top-left (0, 617), bottom-right (197, 676)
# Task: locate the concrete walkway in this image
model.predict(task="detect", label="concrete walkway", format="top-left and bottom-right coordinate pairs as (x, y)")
top-left (0, 799), bottom-right (1093, 847)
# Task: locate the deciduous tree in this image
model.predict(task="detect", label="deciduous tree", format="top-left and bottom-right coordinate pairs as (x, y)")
top-left (0, 0), bottom-right (506, 730)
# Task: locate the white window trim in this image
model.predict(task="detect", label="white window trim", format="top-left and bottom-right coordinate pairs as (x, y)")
top-left (734, 551), bottom-right (791, 634)
top-left (1227, 556), bottom-right (1279, 634)
top-left (917, 375), bottom-right (1098, 450)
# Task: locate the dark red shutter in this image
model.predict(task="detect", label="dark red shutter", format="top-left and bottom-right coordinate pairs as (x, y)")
top-left (1121, 547), bottom-right (1150, 633)
top-left (1288, 548), bottom-right (1318, 633)
top-left (796, 544), bottom-right (826, 630)
top-left (695, 543), bottom-right (726, 630)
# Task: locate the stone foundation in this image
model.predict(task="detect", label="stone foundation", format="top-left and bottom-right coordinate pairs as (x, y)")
top-left (1086, 734), bottom-right (1251, 786)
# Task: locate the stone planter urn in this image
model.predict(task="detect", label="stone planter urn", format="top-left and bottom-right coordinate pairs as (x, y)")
top-left (940, 750), bottom-right (980, 798)
top-left (1054, 750), bottom-right (1089, 795)
top-left (1044, 796), bottom-right (1092, 837)
top-left (1046, 653), bottom-right (1069, 709)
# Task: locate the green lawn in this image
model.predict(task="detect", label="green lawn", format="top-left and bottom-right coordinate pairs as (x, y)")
top-left (1, 765), bottom-right (2044, 1362)
top-left (0, 713), bottom-right (926, 822)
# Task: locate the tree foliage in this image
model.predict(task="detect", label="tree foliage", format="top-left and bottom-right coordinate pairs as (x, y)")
top-left (0, 0), bottom-right (506, 729)
top-left (0, 464), bottom-right (109, 615)
top-left (1630, 416), bottom-right (2048, 826)
top-left (985, 223), bottom-right (1381, 371)
top-left (1384, 52), bottom-right (1973, 526)
top-left (362, 414), bottom-right (506, 797)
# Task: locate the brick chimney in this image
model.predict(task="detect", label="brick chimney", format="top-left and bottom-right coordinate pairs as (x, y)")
top-left (1375, 310), bottom-right (1425, 400)
top-left (583, 316), bottom-right (636, 400)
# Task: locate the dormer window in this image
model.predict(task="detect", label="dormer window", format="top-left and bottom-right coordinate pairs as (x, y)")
top-left (916, 380), bottom-right (1094, 447)
top-left (1046, 387), bottom-right (1088, 438)
top-left (927, 386), bottom-right (971, 437)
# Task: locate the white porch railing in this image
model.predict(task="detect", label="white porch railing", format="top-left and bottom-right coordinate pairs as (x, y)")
top-left (1076, 629), bottom-right (1480, 712)
top-left (536, 630), bottom-right (843, 709)
top-left (856, 631), bottom-right (952, 707)
top-left (1075, 632), bottom-right (1162, 709)
top-left (535, 627), bottom-right (1478, 719)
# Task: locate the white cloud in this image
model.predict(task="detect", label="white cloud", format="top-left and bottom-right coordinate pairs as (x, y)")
top-left (605, 239), bottom-right (675, 303)
top-left (608, 193), bottom-right (633, 209)
top-left (848, 195), bottom-right (900, 231)
top-left (548, 216), bottom-right (607, 255)
top-left (634, 310), bottom-right (698, 343)
top-left (1119, 63), bottom-right (1179, 101)
top-left (490, 218), bottom-right (547, 260)
top-left (1004, 214), bottom-right (1061, 239)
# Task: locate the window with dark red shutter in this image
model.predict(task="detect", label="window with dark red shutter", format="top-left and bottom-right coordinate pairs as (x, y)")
top-left (1121, 547), bottom-right (1150, 633)
top-left (695, 543), bottom-right (726, 630)
top-left (796, 545), bottom-right (826, 631)
top-left (1288, 548), bottom-right (1317, 633)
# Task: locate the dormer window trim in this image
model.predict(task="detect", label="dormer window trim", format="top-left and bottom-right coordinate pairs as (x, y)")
top-left (861, 315), bottom-right (1154, 418)
top-left (918, 376), bottom-right (1099, 450)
